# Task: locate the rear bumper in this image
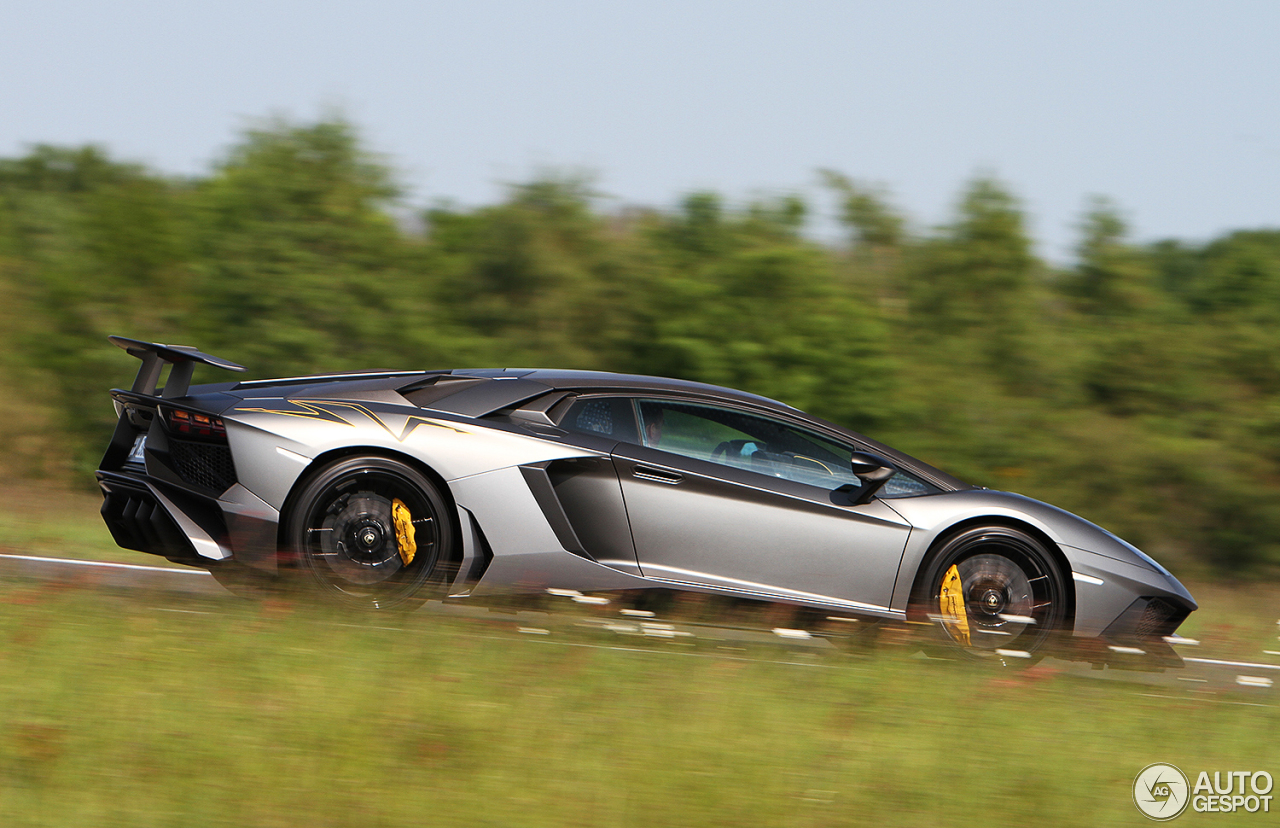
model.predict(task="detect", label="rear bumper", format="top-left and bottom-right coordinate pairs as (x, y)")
top-left (98, 470), bottom-right (231, 565)
top-left (98, 469), bottom-right (281, 572)
top-left (100, 384), bottom-right (283, 572)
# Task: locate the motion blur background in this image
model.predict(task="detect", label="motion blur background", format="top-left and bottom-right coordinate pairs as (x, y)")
top-left (2, 0), bottom-right (1279, 580)
top-left (3, 5), bottom-right (1280, 826)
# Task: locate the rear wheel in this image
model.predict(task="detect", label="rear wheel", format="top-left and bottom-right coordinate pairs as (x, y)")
top-left (921, 526), bottom-right (1068, 662)
top-left (287, 456), bottom-right (453, 610)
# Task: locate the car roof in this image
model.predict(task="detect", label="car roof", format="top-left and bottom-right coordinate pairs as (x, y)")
top-left (513, 369), bottom-right (796, 411)
top-left (226, 367), bottom-right (794, 414)
top-left (215, 366), bottom-right (970, 492)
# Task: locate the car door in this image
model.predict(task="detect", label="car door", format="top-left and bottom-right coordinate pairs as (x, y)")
top-left (593, 397), bottom-right (913, 613)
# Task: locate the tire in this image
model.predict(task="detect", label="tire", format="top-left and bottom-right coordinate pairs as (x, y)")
top-left (286, 455), bottom-right (453, 610)
top-left (919, 526), bottom-right (1068, 663)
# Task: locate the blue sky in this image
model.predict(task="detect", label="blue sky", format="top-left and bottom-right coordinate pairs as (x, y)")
top-left (3, 1), bottom-right (1278, 260)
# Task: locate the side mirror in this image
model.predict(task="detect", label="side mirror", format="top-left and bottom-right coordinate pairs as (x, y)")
top-left (849, 452), bottom-right (895, 505)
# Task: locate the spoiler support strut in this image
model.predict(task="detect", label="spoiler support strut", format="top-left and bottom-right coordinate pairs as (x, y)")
top-left (109, 336), bottom-right (246, 398)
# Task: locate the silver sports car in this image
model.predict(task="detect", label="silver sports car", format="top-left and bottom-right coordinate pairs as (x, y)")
top-left (98, 337), bottom-right (1196, 664)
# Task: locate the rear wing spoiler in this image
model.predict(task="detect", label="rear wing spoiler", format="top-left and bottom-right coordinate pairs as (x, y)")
top-left (109, 336), bottom-right (246, 398)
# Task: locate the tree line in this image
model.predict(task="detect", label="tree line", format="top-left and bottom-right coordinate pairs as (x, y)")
top-left (1, 118), bottom-right (1277, 576)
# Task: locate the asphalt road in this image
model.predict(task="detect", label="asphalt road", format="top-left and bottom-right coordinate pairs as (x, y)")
top-left (1, 552), bottom-right (1276, 702)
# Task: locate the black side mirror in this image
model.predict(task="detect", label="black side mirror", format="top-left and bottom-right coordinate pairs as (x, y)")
top-left (849, 451), bottom-right (895, 504)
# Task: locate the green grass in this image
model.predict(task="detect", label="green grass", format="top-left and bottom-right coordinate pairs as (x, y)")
top-left (0, 581), bottom-right (1277, 827)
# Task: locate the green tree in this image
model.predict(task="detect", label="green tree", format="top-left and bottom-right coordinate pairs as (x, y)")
top-left (425, 174), bottom-right (635, 369)
top-left (820, 170), bottom-right (904, 249)
top-left (1059, 198), bottom-right (1194, 416)
top-left (0, 146), bottom-right (197, 472)
top-left (190, 117), bottom-right (435, 376)
top-left (907, 176), bottom-right (1040, 382)
top-left (637, 206), bottom-right (893, 429)
top-left (1063, 198), bottom-right (1159, 316)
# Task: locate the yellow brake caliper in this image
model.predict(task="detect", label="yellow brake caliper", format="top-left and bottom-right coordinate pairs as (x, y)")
top-left (391, 498), bottom-right (417, 566)
top-left (939, 564), bottom-right (971, 647)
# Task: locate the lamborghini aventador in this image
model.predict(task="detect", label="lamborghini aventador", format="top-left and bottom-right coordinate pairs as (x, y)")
top-left (97, 336), bottom-right (1197, 664)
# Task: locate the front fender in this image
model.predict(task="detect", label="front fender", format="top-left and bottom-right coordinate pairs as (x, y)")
top-left (884, 489), bottom-right (1195, 638)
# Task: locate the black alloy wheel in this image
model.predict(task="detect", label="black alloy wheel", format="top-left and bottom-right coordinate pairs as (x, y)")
top-left (289, 456), bottom-right (452, 610)
top-left (922, 526), bottom-right (1068, 663)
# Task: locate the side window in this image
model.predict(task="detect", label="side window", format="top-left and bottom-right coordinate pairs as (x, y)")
top-left (560, 397), bottom-right (640, 444)
top-left (635, 399), bottom-right (866, 490)
top-left (880, 474), bottom-right (933, 498)
top-left (562, 396), bottom-right (936, 498)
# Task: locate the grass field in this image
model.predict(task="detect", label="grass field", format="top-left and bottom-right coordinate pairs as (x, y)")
top-left (0, 580), bottom-right (1277, 827)
top-left (1, 489), bottom-right (1278, 826)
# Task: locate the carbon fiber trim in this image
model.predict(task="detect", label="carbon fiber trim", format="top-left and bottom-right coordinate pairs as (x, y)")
top-left (519, 464), bottom-right (592, 561)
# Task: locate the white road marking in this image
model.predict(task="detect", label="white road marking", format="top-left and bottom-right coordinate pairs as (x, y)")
top-left (1237, 676), bottom-right (1274, 688)
top-left (329, 623), bottom-right (406, 633)
top-left (0, 554), bottom-right (208, 574)
top-left (1184, 657), bottom-right (1280, 672)
top-left (1137, 693), bottom-right (1274, 708)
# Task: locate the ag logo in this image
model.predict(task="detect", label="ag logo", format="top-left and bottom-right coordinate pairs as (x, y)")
top-left (1134, 763), bottom-right (1190, 820)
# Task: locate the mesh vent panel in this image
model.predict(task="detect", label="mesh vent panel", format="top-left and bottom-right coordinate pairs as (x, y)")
top-left (169, 440), bottom-right (237, 493)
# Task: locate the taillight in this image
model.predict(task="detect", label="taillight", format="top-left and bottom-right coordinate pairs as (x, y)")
top-left (162, 407), bottom-right (227, 440)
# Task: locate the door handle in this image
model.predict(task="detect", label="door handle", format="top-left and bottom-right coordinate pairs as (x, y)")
top-left (632, 465), bottom-right (683, 485)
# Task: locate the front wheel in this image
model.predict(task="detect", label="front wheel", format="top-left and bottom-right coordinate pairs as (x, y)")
top-left (920, 526), bottom-right (1069, 662)
top-left (287, 456), bottom-right (453, 610)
